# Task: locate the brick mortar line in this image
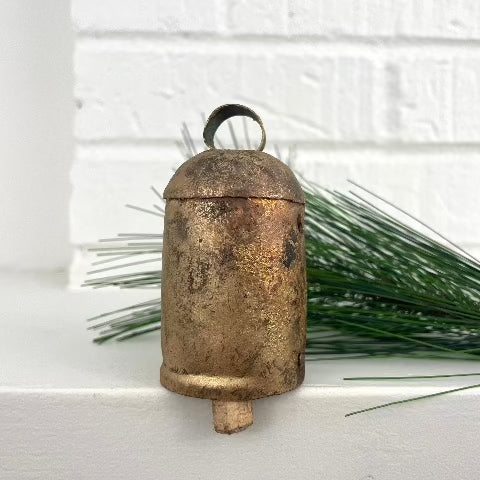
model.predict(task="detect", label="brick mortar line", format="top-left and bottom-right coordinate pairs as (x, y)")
top-left (75, 139), bottom-right (480, 153)
top-left (75, 31), bottom-right (480, 50)
top-left (72, 242), bottom-right (480, 250)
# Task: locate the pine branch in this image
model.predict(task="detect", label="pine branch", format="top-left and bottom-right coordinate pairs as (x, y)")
top-left (84, 123), bottom-right (480, 353)
top-left (84, 183), bottom-right (480, 358)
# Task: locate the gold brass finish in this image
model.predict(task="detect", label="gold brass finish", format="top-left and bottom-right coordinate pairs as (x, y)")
top-left (160, 104), bottom-right (307, 433)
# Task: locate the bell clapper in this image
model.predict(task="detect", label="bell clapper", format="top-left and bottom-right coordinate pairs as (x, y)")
top-left (212, 400), bottom-right (253, 434)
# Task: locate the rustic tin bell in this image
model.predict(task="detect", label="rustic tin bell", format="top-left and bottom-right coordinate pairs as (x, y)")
top-left (160, 104), bottom-right (307, 434)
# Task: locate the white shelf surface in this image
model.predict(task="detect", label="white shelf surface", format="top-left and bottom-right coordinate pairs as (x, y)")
top-left (2, 272), bottom-right (480, 479)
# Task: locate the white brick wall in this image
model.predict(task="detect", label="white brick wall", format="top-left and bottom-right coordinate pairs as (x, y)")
top-left (71, 0), bottom-right (480, 284)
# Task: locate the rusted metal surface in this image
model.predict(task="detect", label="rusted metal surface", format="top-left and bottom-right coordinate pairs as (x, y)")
top-left (160, 105), bottom-right (307, 404)
top-left (164, 149), bottom-right (305, 203)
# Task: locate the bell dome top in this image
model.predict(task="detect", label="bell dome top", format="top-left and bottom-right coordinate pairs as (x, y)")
top-left (163, 104), bottom-right (305, 204)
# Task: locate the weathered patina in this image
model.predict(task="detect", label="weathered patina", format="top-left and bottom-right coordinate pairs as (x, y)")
top-left (160, 104), bottom-right (307, 432)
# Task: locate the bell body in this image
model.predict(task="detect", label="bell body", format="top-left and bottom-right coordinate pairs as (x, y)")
top-left (160, 149), bottom-right (307, 402)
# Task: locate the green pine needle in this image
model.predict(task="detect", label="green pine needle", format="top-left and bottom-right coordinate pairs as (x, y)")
top-left (344, 382), bottom-right (480, 417)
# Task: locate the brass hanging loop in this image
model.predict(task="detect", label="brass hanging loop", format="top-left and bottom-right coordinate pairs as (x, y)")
top-left (203, 104), bottom-right (266, 151)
